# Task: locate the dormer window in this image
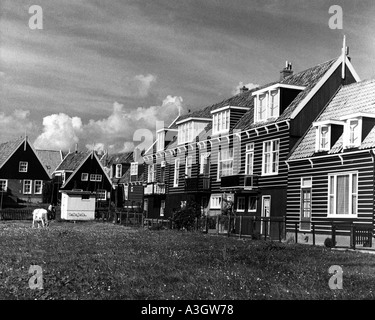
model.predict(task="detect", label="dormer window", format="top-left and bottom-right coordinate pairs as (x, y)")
top-left (320, 126), bottom-right (330, 150)
top-left (130, 162), bottom-right (138, 176)
top-left (343, 118), bottom-right (362, 149)
top-left (115, 164), bottom-right (122, 178)
top-left (177, 118), bottom-right (211, 145)
top-left (213, 110), bottom-right (230, 135)
top-left (314, 120), bottom-right (345, 152)
top-left (349, 120), bottom-right (359, 145)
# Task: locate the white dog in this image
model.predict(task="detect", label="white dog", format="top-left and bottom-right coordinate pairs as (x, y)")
top-left (32, 208), bottom-right (49, 228)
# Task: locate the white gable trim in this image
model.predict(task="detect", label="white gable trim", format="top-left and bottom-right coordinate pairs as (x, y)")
top-left (62, 152), bottom-right (113, 189)
top-left (289, 57), bottom-right (360, 120)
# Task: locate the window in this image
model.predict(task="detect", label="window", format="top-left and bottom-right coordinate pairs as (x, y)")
top-left (90, 174), bottom-right (102, 182)
top-left (124, 185), bottom-right (129, 200)
top-left (160, 200), bottom-right (165, 217)
top-left (237, 197), bottom-right (245, 212)
top-left (23, 180), bottom-right (32, 194)
top-left (185, 156), bottom-right (193, 178)
top-left (254, 89), bottom-right (280, 122)
top-left (19, 161), bottom-right (28, 172)
top-left (200, 153), bottom-right (211, 177)
top-left (212, 110), bottom-right (230, 135)
top-left (263, 140), bottom-right (279, 175)
top-left (148, 164), bottom-right (156, 183)
top-left (96, 189), bottom-right (107, 200)
top-left (343, 119), bottom-right (361, 148)
top-left (178, 122), bottom-right (195, 144)
top-left (269, 90), bottom-right (279, 118)
top-left (328, 172), bottom-right (358, 216)
top-left (315, 125), bottom-right (331, 152)
top-left (210, 194), bottom-right (222, 209)
top-left (130, 162), bottom-right (138, 176)
top-left (300, 177), bottom-right (312, 226)
top-left (248, 196), bottom-right (257, 212)
top-left (0, 179), bottom-right (8, 192)
top-left (245, 143), bottom-right (254, 175)
top-left (115, 164), bottom-right (122, 178)
top-left (257, 94), bottom-right (267, 121)
top-left (81, 173), bottom-right (88, 181)
top-left (34, 180), bottom-right (43, 194)
top-left (174, 159), bottom-right (180, 187)
top-left (218, 149), bottom-right (233, 179)
top-left (160, 166), bottom-right (166, 183)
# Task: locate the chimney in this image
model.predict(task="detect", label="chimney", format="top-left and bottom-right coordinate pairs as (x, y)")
top-left (75, 143), bottom-right (78, 153)
top-left (280, 61), bottom-right (293, 80)
top-left (240, 86), bottom-right (249, 94)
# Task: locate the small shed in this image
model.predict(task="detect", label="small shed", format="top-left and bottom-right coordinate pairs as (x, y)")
top-left (60, 190), bottom-right (96, 220)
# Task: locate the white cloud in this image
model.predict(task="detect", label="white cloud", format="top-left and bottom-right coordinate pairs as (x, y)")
top-left (33, 113), bottom-right (83, 151)
top-left (133, 74), bottom-right (156, 97)
top-left (231, 82), bottom-right (259, 95)
top-left (33, 95), bottom-right (183, 153)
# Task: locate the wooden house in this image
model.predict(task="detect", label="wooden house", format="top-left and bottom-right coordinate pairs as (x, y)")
top-left (143, 42), bottom-right (360, 235)
top-left (286, 79), bottom-right (375, 245)
top-left (53, 150), bottom-right (113, 208)
top-left (0, 137), bottom-right (51, 208)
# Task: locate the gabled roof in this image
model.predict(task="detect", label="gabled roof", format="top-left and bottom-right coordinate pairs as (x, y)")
top-left (0, 137), bottom-right (24, 169)
top-left (234, 58), bottom-right (339, 131)
top-left (100, 152), bottom-right (133, 167)
top-left (288, 79), bottom-right (375, 160)
top-left (36, 149), bottom-right (64, 176)
top-left (0, 137), bottom-right (52, 178)
top-left (55, 151), bottom-right (91, 172)
top-left (57, 151), bottom-right (113, 189)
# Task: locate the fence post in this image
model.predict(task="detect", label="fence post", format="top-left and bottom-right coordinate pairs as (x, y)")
top-left (294, 222), bottom-right (298, 244)
top-left (239, 216), bottom-right (242, 239)
top-left (332, 223), bottom-right (336, 247)
top-left (264, 218), bottom-right (268, 241)
top-left (312, 222), bottom-right (316, 246)
top-left (227, 216), bottom-right (231, 238)
top-left (205, 215), bottom-right (208, 233)
top-left (351, 225), bottom-right (356, 250)
top-left (278, 220), bottom-right (282, 243)
top-left (195, 217), bottom-right (198, 231)
top-left (216, 215), bottom-right (219, 235)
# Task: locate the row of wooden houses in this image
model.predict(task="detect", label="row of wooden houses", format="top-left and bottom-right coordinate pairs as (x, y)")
top-left (1, 40), bottom-right (374, 243)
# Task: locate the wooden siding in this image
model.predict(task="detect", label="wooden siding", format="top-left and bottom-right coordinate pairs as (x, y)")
top-left (287, 151), bottom-right (375, 234)
top-left (290, 64), bottom-right (357, 137)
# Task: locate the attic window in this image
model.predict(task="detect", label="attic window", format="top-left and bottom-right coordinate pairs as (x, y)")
top-left (115, 164), bottom-right (122, 178)
top-left (344, 119), bottom-right (361, 149)
top-left (19, 161), bottom-right (28, 173)
top-left (254, 89), bottom-right (280, 122)
top-left (212, 110), bottom-right (230, 135)
top-left (130, 162), bottom-right (138, 176)
top-left (315, 125), bottom-right (331, 152)
top-left (157, 131), bottom-right (165, 152)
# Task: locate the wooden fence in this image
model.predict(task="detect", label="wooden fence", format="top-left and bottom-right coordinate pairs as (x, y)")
top-left (0, 209), bottom-right (34, 220)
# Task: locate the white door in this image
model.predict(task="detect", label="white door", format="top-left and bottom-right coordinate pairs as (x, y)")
top-left (261, 196), bottom-right (271, 236)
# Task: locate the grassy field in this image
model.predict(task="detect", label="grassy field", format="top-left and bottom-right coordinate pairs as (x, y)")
top-left (0, 220), bottom-right (374, 300)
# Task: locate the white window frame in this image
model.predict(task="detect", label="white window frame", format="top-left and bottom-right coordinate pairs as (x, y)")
top-left (0, 179), bottom-right (8, 192)
top-left (23, 180), bottom-right (32, 194)
top-left (315, 125), bottom-right (331, 152)
top-left (19, 161), bottom-right (28, 173)
top-left (254, 89), bottom-right (280, 123)
top-left (115, 164), bottom-right (122, 178)
top-left (157, 131), bottom-right (165, 152)
top-left (245, 143), bottom-right (254, 175)
top-left (178, 121), bottom-right (196, 144)
top-left (328, 171), bottom-right (358, 217)
top-left (212, 110), bottom-right (230, 135)
top-left (262, 139), bottom-right (280, 176)
top-left (90, 174), bottom-right (102, 182)
top-left (210, 194), bottom-right (222, 209)
top-left (81, 173), bottom-right (88, 181)
top-left (34, 180), bottom-right (43, 194)
top-left (344, 118), bottom-right (362, 149)
top-left (300, 177), bottom-right (312, 229)
top-left (130, 162), bottom-right (138, 176)
top-left (96, 189), bottom-right (107, 201)
top-left (185, 156), bottom-right (193, 178)
top-left (237, 197), bottom-right (245, 212)
top-left (200, 153), bottom-right (210, 176)
top-left (217, 149), bottom-right (233, 180)
top-left (148, 164), bottom-right (156, 183)
top-left (248, 196), bottom-right (257, 212)
top-left (174, 158), bottom-right (180, 187)
top-left (160, 200), bottom-right (165, 217)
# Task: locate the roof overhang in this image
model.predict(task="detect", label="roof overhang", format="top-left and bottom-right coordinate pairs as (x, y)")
top-left (252, 84), bottom-right (306, 96)
top-left (313, 120), bottom-right (345, 127)
top-left (176, 117), bottom-right (212, 125)
top-left (339, 112), bottom-right (375, 121)
top-left (211, 105), bottom-right (250, 114)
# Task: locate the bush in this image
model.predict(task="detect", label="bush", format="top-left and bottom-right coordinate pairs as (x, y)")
top-left (252, 231), bottom-right (261, 240)
top-left (324, 237), bottom-right (336, 248)
top-left (172, 200), bottom-right (201, 231)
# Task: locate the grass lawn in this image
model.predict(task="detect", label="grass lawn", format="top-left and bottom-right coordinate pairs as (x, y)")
top-left (0, 220), bottom-right (374, 300)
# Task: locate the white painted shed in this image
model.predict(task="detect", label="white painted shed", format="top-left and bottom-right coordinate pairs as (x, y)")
top-left (60, 190), bottom-right (96, 220)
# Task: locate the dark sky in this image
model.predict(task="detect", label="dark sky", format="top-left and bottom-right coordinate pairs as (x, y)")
top-left (1, 0), bottom-right (374, 152)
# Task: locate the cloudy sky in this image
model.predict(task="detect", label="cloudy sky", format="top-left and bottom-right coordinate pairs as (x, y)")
top-left (1, 0), bottom-right (374, 152)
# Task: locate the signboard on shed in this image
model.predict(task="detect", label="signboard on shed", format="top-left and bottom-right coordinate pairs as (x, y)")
top-left (60, 190), bottom-right (96, 220)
